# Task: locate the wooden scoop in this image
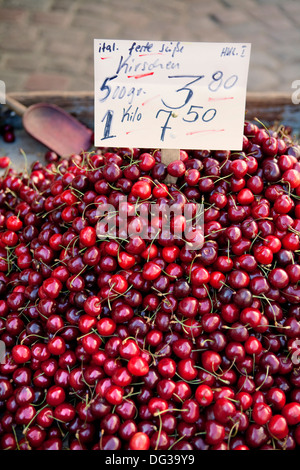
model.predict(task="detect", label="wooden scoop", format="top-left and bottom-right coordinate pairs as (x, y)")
top-left (5, 95), bottom-right (93, 157)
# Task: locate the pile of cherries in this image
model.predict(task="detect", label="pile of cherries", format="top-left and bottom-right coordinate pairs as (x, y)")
top-left (0, 120), bottom-right (300, 451)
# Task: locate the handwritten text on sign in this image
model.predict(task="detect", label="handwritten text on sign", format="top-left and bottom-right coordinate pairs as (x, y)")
top-left (94, 40), bottom-right (251, 150)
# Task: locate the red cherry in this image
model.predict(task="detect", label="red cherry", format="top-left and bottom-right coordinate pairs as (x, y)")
top-left (253, 245), bottom-right (273, 265)
top-left (42, 277), bottom-right (63, 299)
top-left (237, 188), bottom-right (254, 205)
top-left (177, 358), bottom-right (198, 381)
top-left (142, 261), bottom-right (162, 281)
top-left (12, 345), bottom-right (31, 364)
top-left (191, 267), bottom-right (210, 286)
top-left (282, 169), bottom-right (300, 188)
top-left (53, 403), bottom-right (76, 423)
top-left (231, 159), bottom-right (248, 178)
top-left (252, 402), bottom-right (272, 425)
top-left (244, 336), bottom-right (262, 356)
top-left (268, 415), bottom-right (289, 440)
top-left (119, 338), bottom-right (139, 359)
top-left (105, 385), bottom-right (124, 405)
top-left (129, 432), bottom-right (150, 450)
top-left (274, 194), bottom-right (293, 214)
top-left (268, 268), bottom-right (289, 289)
top-left (79, 226), bottom-right (97, 247)
top-left (6, 216), bottom-right (23, 231)
top-left (167, 160), bottom-right (186, 177)
top-left (157, 358), bottom-right (176, 378)
top-left (201, 350), bottom-right (221, 373)
top-left (46, 385), bottom-right (66, 407)
top-left (83, 296), bottom-right (102, 316)
top-left (205, 420), bottom-right (225, 446)
top-left (127, 356), bottom-right (149, 376)
top-left (240, 308), bottom-right (262, 328)
top-left (47, 336), bottom-right (66, 356)
top-left (282, 402), bottom-right (300, 426)
top-left (195, 384), bottom-right (214, 407)
top-left (97, 317), bottom-right (116, 336)
top-left (148, 397), bottom-right (168, 416)
top-left (118, 251), bottom-right (136, 269)
top-left (263, 235), bottom-right (281, 253)
top-left (209, 271), bottom-right (226, 289)
top-left (3, 131), bottom-right (15, 143)
top-left (0, 156), bottom-right (10, 168)
top-left (81, 333), bottom-right (102, 354)
top-left (213, 397), bottom-right (236, 424)
top-left (131, 180), bottom-right (152, 199)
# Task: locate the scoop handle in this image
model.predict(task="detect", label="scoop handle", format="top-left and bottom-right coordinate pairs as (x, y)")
top-left (5, 95), bottom-right (28, 116)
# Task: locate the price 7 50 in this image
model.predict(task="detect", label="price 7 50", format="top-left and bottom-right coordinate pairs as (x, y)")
top-left (156, 105), bottom-right (216, 142)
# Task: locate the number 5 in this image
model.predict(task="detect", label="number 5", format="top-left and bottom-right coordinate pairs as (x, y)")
top-left (99, 75), bottom-right (117, 102)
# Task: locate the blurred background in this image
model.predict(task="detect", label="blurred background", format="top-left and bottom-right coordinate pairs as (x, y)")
top-left (0, 0), bottom-right (299, 94)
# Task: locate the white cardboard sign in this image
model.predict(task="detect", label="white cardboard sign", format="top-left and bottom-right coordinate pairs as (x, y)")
top-left (94, 40), bottom-right (251, 150)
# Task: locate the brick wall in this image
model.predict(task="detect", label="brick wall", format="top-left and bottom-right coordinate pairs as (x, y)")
top-left (0, 0), bottom-right (299, 93)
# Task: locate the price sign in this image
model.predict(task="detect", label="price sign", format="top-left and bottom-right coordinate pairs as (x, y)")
top-left (94, 40), bottom-right (251, 150)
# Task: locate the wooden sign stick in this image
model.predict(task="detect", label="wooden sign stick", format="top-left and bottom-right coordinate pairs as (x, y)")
top-left (161, 148), bottom-right (180, 184)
